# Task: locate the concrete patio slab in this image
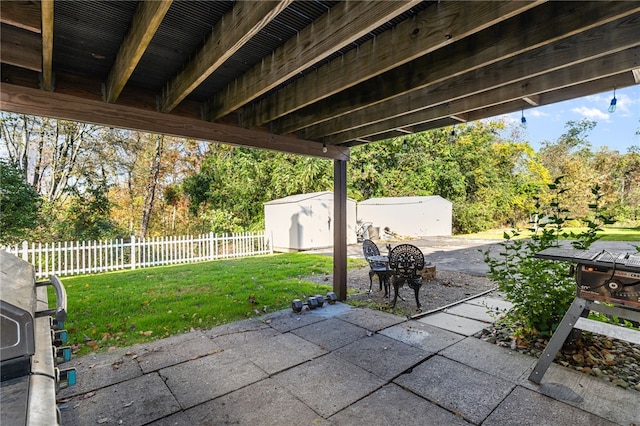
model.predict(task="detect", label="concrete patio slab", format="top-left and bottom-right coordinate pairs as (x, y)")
top-left (328, 383), bottom-right (472, 425)
top-left (203, 326), bottom-right (281, 353)
top-left (440, 336), bottom-right (536, 382)
top-left (417, 311), bottom-right (489, 336)
top-left (291, 317), bottom-right (370, 351)
top-left (260, 305), bottom-right (339, 332)
top-left (57, 347), bottom-right (142, 398)
top-left (205, 317), bottom-right (269, 335)
top-left (520, 362), bottom-right (640, 426)
top-left (483, 386), bottom-right (618, 426)
top-left (379, 320), bottom-right (464, 353)
top-left (57, 287), bottom-right (640, 426)
top-left (159, 348), bottom-right (267, 409)
top-left (133, 330), bottom-right (222, 373)
top-left (394, 355), bottom-right (515, 424)
top-left (238, 332), bottom-right (327, 375)
top-left (146, 411), bottom-right (192, 426)
top-left (443, 302), bottom-right (499, 323)
top-left (183, 377), bottom-right (328, 425)
top-left (60, 373), bottom-right (180, 426)
top-left (274, 352), bottom-right (386, 418)
top-left (465, 296), bottom-right (513, 312)
top-left (334, 333), bottom-right (429, 380)
top-left (337, 306), bottom-right (406, 331)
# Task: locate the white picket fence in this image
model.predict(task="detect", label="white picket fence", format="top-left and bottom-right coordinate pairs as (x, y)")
top-left (3, 232), bottom-right (273, 279)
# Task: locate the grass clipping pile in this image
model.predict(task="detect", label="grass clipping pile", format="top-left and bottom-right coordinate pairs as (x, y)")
top-left (344, 266), bottom-right (495, 317)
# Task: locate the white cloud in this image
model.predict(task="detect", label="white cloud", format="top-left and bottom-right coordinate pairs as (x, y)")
top-left (615, 93), bottom-right (637, 116)
top-left (571, 106), bottom-right (610, 122)
top-left (529, 110), bottom-right (549, 118)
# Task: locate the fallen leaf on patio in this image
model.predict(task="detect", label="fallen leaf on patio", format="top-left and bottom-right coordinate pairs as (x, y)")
top-left (123, 401), bottom-right (134, 407)
top-left (83, 392), bottom-right (95, 399)
top-left (97, 417), bottom-right (110, 424)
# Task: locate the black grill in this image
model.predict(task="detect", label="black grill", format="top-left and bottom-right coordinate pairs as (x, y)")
top-left (0, 251), bottom-right (76, 425)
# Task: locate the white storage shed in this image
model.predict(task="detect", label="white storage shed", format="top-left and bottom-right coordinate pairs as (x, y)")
top-left (264, 191), bottom-right (357, 252)
top-left (357, 196), bottom-right (452, 238)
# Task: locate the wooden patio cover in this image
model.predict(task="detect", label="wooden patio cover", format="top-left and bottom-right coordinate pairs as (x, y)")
top-left (1, 1), bottom-right (639, 299)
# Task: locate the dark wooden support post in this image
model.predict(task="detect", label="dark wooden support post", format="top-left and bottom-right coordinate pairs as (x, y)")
top-left (333, 159), bottom-right (348, 300)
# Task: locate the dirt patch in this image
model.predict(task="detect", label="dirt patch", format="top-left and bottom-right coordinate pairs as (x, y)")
top-left (304, 266), bottom-right (497, 318)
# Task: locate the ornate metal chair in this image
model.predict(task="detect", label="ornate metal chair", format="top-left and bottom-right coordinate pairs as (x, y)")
top-left (388, 244), bottom-right (425, 311)
top-left (362, 239), bottom-right (392, 296)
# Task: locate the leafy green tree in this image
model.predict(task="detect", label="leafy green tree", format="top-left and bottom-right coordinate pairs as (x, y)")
top-left (52, 182), bottom-right (122, 241)
top-left (349, 121), bottom-right (546, 233)
top-left (0, 160), bottom-right (42, 244)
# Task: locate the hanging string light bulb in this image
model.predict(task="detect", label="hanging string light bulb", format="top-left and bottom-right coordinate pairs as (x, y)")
top-left (608, 88), bottom-right (617, 113)
top-left (448, 125), bottom-right (456, 143)
top-left (521, 109), bottom-right (527, 128)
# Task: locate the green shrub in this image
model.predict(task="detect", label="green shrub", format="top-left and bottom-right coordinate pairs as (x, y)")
top-left (483, 177), bottom-right (609, 335)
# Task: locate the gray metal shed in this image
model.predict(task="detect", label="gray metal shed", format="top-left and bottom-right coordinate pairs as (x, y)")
top-left (357, 196), bottom-right (452, 238)
top-left (265, 191), bottom-right (357, 252)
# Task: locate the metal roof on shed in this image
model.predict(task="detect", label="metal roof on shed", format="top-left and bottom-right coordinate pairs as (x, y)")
top-left (358, 196), bottom-right (450, 206)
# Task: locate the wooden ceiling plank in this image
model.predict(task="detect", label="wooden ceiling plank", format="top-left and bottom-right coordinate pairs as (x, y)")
top-left (304, 16), bottom-right (640, 140)
top-left (0, 24), bottom-right (42, 71)
top-left (0, 0), bottom-right (41, 32)
top-left (160, 0), bottom-right (292, 113)
top-left (206, 0), bottom-right (422, 121)
top-left (0, 82), bottom-right (347, 161)
top-left (276, 1), bottom-right (640, 135)
top-left (104, 0), bottom-right (173, 103)
top-left (325, 48), bottom-right (640, 144)
top-left (243, 0), bottom-right (544, 128)
top-left (522, 96), bottom-right (540, 107)
top-left (434, 73), bottom-right (637, 129)
top-left (40, 0), bottom-right (54, 91)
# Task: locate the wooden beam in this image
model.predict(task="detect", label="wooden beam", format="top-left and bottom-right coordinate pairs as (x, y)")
top-left (325, 47), bottom-right (640, 144)
top-left (333, 159), bottom-right (348, 301)
top-left (40, 0), bottom-right (54, 91)
top-left (304, 15), bottom-right (640, 141)
top-left (522, 96), bottom-right (540, 107)
top-left (0, 24), bottom-right (41, 71)
top-left (0, 0), bottom-right (41, 32)
top-left (206, 0), bottom-right (422, 121)
top-left (242, 0), bottom-right (544, 129)
top-left (104, 0), bottom-right (172, 103)
top-left (276, 1), bottom-right (640, 135)
top-left (160, 0), bottom-right (291, 113)
top-left (405, 73), bottom-right (638, 136)
top-left (450, 115), bottom-right (467, 123)
top-left (0, 83), bottom-right (349, 161)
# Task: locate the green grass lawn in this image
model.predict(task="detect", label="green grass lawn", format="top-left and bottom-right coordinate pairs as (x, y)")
top-left (458, 226), bottom-right (640, 242)
top-left (58, 253), bottom-right (367, 356)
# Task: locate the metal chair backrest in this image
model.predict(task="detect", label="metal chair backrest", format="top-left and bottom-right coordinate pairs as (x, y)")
top-left (362, 239), bottom-right (380, 259)
top-left (388, 244), bottom-right (425, 279)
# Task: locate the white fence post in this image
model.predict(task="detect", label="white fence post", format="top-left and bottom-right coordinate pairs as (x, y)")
top-left (21, 241), bottom-right (28, 262)
top-left (131, 235), bottom-right (136, 270)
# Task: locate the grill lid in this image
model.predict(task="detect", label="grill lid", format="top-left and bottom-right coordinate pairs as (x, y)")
top-left (0, 252), bottom-right (36, 366)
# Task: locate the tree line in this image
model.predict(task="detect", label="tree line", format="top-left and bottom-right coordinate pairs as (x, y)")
top-left (1, 112), bottom-right (638, 244)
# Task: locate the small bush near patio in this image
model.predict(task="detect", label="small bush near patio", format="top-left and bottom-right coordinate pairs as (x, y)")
top-left (483, 178), bottom-right (615, 336)
top-left (57, 253), bottom-right (367, 357)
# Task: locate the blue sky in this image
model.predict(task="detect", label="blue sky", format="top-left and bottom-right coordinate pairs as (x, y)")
top-left (494, 85), bottom-right (640, 153)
